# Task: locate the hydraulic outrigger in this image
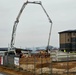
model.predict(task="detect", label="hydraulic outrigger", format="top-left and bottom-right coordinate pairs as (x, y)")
top-left (10, 0), bottom-right (52, 53)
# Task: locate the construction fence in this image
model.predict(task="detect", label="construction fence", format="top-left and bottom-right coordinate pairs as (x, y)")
top-left (0, 54), bottom-right (76, 75)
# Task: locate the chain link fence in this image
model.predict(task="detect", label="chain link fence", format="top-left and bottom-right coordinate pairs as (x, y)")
top-left (0, 52), bottom-right (76, 75)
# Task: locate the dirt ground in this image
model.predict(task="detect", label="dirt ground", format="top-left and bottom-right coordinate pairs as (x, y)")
top-left (0, 57), bottom-right (76, 75)
top-left (0, 66), bottom-right (34, 75)
top-left (19, 57), bottom-right (76, 75)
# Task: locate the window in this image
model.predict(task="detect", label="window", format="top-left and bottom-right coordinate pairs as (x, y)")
top-left (68, 33), bottom-right (69, 36)
top-left (72, 43), bottom-right (76, 49)
top-left (71, 38), bottom-right (76, 42)
top-left (73, 33), bottom-right (75, 36)
top-left (68, 39), bottom-right (69, 42)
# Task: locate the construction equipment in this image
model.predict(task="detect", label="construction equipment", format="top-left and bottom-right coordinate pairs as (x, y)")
top-left (9, 0), bottom-right (52, 53)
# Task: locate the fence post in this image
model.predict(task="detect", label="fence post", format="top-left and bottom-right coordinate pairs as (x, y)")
top-left (41, 54), bottom-right (42, 75)
top-left (50, 60), bottom-right (52, 75)
top-left (34, 56), bottom-right (36, 75)
top-left (50, 50), bottom-right (52, 75)
top-left (67, 53), bottom-right (69, 75)
top-left (27, 57), bottom-right (28, 71)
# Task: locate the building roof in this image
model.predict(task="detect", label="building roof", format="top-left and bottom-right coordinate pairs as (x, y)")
top-left (22, 49), bottom-right (32, 51)
top-left (0, 48), bottom-right (8, 51)
top-left (59, 29), bottom-right (76, 34)
top-left (0, 47), bottom-right (24, 51)
top-left (0, 47), bottom-right (32, 52)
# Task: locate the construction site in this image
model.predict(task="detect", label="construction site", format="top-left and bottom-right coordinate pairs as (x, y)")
top-left (0, 51), bottom-right (76, 75)
top-left (0, 0), bottom-right (76, 75)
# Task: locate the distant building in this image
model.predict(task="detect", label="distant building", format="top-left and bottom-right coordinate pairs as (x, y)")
top-left (0, 47), bottom-right (32, 56)
top-left (59, 30), bottom-right (76, 52)
top-left (21, 49), bottom-right (32, 54)
top-left (0, 48), bottom-right (8, 56)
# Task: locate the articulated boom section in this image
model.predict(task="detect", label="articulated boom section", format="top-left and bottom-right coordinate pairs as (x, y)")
top-left (10, 2), bottom-right (28, 50)
top-left (10, 1), bottom-right (52, 52)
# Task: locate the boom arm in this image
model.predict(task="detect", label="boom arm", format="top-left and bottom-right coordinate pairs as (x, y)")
top-left (10, 1), bottom-right (52, 52)
top-left (10, 1), bottom-right (28, 50)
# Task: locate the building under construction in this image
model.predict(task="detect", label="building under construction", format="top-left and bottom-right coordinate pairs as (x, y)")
top-left (59, 30), bottom-right (76, 52)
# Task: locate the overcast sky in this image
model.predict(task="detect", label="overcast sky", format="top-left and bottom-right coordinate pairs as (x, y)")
top-left (0, 0), bottom-right (76, 48)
